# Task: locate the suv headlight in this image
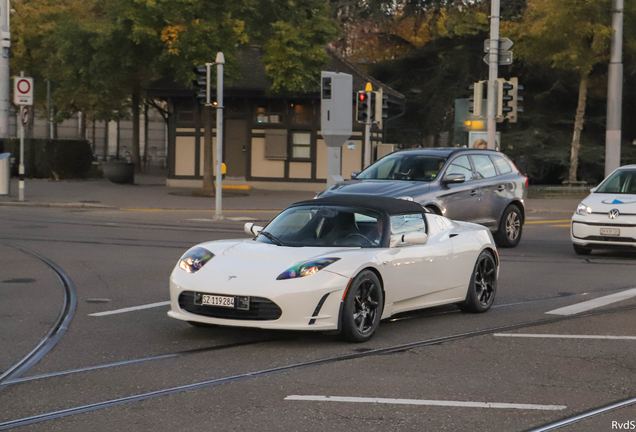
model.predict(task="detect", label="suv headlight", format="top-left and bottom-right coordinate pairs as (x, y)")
top-left (576, 203), bottom-right (592, 216)
top-left (277, 258), bottom-right (340, 280)
top-left (179, 247), bottom-right (214, 273)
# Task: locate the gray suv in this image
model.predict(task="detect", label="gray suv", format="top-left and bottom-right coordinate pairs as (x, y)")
top-left (317, 148), bottom-right (527, 247)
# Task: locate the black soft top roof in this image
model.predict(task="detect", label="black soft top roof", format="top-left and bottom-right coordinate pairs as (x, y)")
top-left (290, 195), bottom-right (426, 215)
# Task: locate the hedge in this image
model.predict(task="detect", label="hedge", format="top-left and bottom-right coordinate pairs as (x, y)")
top-left (0, 138), bottom-right (93, 179)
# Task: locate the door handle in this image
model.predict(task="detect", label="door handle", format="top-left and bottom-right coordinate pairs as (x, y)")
top-left (450, 233), bottom-right (459, 238)
top-left (470, 190), bottom-right (478, 196)
top-left (497, 185), bottom-right (505, 192)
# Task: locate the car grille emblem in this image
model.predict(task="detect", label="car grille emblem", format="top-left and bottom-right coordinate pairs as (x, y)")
top-left (608, 209), bottom-right (620, 219)
top-left (228, 276), bottom-right (237, 281)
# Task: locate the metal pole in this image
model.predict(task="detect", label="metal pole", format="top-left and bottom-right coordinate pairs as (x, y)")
top-left (0, 0), bottom-right (10, 139)
top-left (215, 52), bottom-right (224, 220)
top-left (487, 0), bottom-right (500, 150)
top-left (605, 0), bottom-right (623, 176)
top-left (18, 112), bottom-right (24, 202)
top-left (364, 91), bottom-right (372, 167)
top-left (46, 80), bottom-right (51, 139)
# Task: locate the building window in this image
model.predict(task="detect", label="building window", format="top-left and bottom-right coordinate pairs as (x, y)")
top-left (255, 105), bottom-right (283, 124)
top-left (292, 132), bottom-right (311, 159)
top-left (292, 103), bottom-right (311, 124)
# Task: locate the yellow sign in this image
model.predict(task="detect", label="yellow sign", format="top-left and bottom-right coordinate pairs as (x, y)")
top-left (365, 82), bottom-right (373, 92)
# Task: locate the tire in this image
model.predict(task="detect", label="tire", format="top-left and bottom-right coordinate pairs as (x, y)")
top-left (458, 250), bottom-right (497, 313)
top-left (187, 321), bottom-right (216, 328)
top-left (573, 244), bottom-right (592, 255)
top-left (341, 270), bottom-right (384, 343)
top-left (494, 205), bottom-right (523, 248)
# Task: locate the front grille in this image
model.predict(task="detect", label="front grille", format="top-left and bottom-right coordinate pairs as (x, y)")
top-left (178, 291), bottom-right (282, 321)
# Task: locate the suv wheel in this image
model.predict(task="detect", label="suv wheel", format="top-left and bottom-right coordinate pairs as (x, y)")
top-left (494, 205), bottom-right (522, 248)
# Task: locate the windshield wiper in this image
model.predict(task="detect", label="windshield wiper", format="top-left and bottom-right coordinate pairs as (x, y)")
top-left (259, 231), bottom-right (285, 246)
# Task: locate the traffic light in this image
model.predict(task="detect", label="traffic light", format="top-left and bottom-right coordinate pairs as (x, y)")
top-left (356, 91), bottom-right (369, 123)
top-left (192, 64), bottom-right (212, 105)
top-left (507, 77), bottom-right (523, 123)
top-left (469, 81), bottom-right (485, 117)
top-left (374, 88), bottom-right (388, 129)
top-left (497, 78), bottom-right (514, 121)
top-left (369, 91), bottom-right (376, 123)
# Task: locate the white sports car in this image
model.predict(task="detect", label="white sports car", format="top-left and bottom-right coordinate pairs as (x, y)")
top-left (572, 165), bottom-right (636, 255)
top-left (168, 195), bottom-right (499, 342)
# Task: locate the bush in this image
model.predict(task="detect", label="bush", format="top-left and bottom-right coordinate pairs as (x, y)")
top-left (0, 138), bottom-right (93, 179)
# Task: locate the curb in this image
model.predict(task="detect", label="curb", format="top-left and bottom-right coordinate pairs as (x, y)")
top-left (0, 202), bottom-right (115, 209)
top-left (526, 208), bottom-right (574, 214)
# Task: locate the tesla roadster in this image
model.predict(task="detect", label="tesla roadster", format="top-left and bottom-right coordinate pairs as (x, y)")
top-left (168, 195), bottom-right (499, 342)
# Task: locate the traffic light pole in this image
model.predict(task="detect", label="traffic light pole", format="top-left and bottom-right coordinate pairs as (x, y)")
top-left (215, 53), bottom-right (224, 220)
top-left (486, 0), bottom-right (500, 150)
top-left (605, 0), bottom-right (623, 176)
top-left (364, 90), bottom-right (372, 167)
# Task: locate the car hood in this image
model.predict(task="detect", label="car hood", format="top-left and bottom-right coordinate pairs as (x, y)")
top-left (320, 180), bottom-right (430, 199)
top-left (191, 239), bottom-right (364, 279)
top-left (581, 193), bottom-right (636, 213)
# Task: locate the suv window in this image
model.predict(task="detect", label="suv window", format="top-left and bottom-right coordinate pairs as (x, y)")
top-left (490, 155), bottom-right (513, 175)
top-left (390, 213), bottom-right (426, 236)
top-left (471, 155), bottom-right (497, 179)
top-left (446, 156), bottom-right (474, 181)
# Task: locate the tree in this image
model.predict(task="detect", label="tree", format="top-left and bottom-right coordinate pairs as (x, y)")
top-left (503, 0), bottom-right (613, 183)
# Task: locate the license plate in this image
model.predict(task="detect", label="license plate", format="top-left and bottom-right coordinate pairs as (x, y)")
top-left (201, 295), bottom-right (235, 308)
top-left (600, 228), bottom-right (620, 236)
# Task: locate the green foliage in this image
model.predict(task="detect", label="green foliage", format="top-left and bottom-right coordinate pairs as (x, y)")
top-left (2, 139), bottom-right (93, 179)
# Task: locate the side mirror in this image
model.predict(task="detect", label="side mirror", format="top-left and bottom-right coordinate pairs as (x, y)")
top-left (244, 223), bottom-right (263, 236)
top-left (390, 232), bottom-right (428, 247)
top-left (590, 187), bottom-right (598, 193)
top-left (442, 173), bottom-right (465, 184)
top-left (350, 171), bottom-right (360, 180)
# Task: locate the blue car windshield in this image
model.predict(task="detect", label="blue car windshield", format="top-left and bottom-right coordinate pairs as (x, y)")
top-left (356, 154), bottom-right (447, 181)
top-left (596, 169), bottom-right (636, 194)
top-left (257, 206), bottom-right (384, 248)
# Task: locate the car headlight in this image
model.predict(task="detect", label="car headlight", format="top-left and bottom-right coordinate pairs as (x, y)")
top-left (576, 203), bottom-right (592, 216)
top-left (277, 258), bottom-right (340, 280)
top-left (179, 247), bottom-right (215, 273)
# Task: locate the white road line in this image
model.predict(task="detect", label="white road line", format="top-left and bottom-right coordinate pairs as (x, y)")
top-left (284, 395), bottom-right (566, 411)
top-left (545, 288), bottom-right (636, 316)
top-left (495, 333), bottom-right (636, 341)
top-left (88, 301), bottom-right (171, 317)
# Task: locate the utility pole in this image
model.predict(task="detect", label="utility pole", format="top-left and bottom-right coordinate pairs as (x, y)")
top-left (364, 82), bottom-right (372, 167)
top-left (214, 52), bottom-right (224, 220)
top-left (46, 80), bottom-right (51, 139)
top-left (605, 0), bottom-right (623, 176)
top-left (0, 0), bottom-right (10, 139)
top-left (486, 0), bottom-right (500, 150)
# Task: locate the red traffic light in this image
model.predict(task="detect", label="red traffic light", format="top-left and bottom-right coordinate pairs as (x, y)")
top-left (358, 93), bottom-right (366, 102)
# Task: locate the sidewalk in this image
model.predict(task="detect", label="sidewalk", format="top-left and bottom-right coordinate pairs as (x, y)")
top-left (0, 175), bottom-right (579, 214)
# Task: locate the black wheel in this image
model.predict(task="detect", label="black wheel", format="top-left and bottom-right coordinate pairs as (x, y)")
top-left (573, 244), bottom-right (592, 255)
top-left (341, 270), bottom-right (384, 343)
top-left (494, 205), bottom-right (523, 248)
top-left (187, 321), bottom-right (216, 328)
top-left (458, 251), bottom-right (497, 313)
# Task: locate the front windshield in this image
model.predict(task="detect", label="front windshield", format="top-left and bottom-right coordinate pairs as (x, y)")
top-left (596, 169), bottom-right (636, 194)
top-left (257, 206), bottom-right (384, 248)
top-left (356, 154), bottom-right (447, 182)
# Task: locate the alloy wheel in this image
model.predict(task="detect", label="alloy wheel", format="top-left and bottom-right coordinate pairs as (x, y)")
top-left (505, 211), bottom-right (521, 241)
top-left (474, 256), bottom-right (495, 307)
top-left (352, 279), bottom-right (380, 334)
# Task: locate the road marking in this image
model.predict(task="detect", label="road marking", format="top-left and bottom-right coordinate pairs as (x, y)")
top-left (495, 333), bottom-right (636, 340)
top-left (88, 301), bottom-right (170, 317)
top-left (546, 288), bottom-right (636, 316)
top-left (284, 395), bottom-right (566, 411)
top-left (550, 224), bottom-right (571, 227)
top-left (525, 220), bottom-right (570, 225)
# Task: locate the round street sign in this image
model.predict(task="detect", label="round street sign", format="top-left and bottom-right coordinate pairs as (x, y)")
top-left (17, 79), bottom-right (31, 95)
top-left (20, 106), bottom-right (28, 126)
top-left (14, 76), bottom-right (34, 106)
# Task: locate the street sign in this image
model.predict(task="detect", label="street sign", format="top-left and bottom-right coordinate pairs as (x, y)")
top-left (484, 38), bottom-right (514, 53)
top-left (14, 77), bottom-right (34, 106)
top-left (483, 51), bottom-right (513, 66)
top-left (20, 106), bottom-right (28, 125)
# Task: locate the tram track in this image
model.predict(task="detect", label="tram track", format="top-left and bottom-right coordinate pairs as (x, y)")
top-left (2, 302), bottom-right (636, 430)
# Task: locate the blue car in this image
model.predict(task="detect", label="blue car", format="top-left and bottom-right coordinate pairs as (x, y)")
top-left (318, 148), bottom-right (527, 247)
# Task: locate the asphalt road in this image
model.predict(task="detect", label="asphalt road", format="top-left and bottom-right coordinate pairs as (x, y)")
top-left (1, 207), bottom-right (635, 432)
